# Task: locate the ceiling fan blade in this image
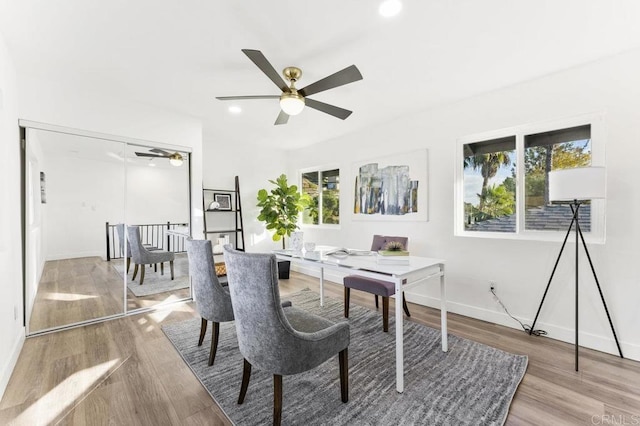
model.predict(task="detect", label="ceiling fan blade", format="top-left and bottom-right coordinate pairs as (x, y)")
top-left (274, 110), bottom-right (289, 125)
top-left (150, 148), bottom-right (172, 155)
top-left (216, 95), bottom-right (280, 101)
top-left (298, 65), bottom-right (363, 97)
top-left (135, 152), bottom-right (165, 158)
top-left (305, 98), bottom-right (353, 120)
top-left (242, 49), bottom-right (289, 93)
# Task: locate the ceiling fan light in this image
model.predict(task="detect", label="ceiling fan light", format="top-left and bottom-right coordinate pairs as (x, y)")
top-left (169, 152), bottom-right (183, 167)
top-left (279, 93), bottom-right (305, 116)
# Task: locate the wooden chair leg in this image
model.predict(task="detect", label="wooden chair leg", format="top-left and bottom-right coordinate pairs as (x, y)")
top-left (274, 374), bottom-right (283, 426)
top-left (238, 359), bottom-right (252, 404)
top-left (126, 257), bottom-right (131, 273)
top-left (198, 318), bottom-right (207, 346)
top-left (375, 295), bottom-right (379, 309)
top-left (339, 348), bottom-right (349, 403)
top-left (154, 263), bottom-right (158, 272)
top-left (344, 287), bottom-right (350, 318)
top-left (170, 260), bottom-right (174, 280)
top-left (140, 265), bottom-right (146, 285)
top-left (160, 262), bottom-right (164, 275)
top-left (382, 296), bottom-right (389, 332)
top-left (132, 264), bottom-right (139, 280)
top-left (208, 322), bottom-right (220, 366)
top-left (402, 292), bottom-right (411, 317)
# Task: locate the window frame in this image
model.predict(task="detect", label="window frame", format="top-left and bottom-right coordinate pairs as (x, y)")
top-left (299, 164), bottom-right (342, 229)
top-left (455, 113), bottom-right (606, 243)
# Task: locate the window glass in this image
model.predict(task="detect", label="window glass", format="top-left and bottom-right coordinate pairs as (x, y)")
top-left (463, 136), bottom-right (516, 232)
top-left (524, 125), bottom-right (591, 231)
top-left (302, 171), bottom-right (319, 225)
top-left (321, 169), bottom-right (340, 224)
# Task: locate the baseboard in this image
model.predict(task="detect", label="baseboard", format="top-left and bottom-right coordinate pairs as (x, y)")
top-left (290, 264), bottom-right (640, 361)
top-left (46, 251), bottom-right (104, 261)
top-left (0, 328), bottom-right (25, 401)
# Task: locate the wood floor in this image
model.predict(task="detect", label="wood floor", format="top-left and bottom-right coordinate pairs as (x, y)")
top-left (30, 256), bottom-right (190, 333)
top-left (3, 272), bottom-right (639, 425)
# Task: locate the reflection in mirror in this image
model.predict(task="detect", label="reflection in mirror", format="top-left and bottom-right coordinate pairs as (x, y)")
top-left (122, 144), bottom-right (191, 312)
top-left (26, 128), bottom-right (126, 333)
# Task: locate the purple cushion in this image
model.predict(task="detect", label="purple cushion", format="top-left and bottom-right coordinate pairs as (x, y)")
top-left (344, 275), bottom-right (395, 297)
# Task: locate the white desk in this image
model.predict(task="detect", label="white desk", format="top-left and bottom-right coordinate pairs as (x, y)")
top-left (274, 246), bottom-right (447, 393)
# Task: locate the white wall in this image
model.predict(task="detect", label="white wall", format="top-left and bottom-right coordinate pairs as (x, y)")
top-left (0, 30), bottom-right (24, 401)
top-left (286, 48), bottom-right (640, 361)
top-left (200, 128), bottom-right (287, 253)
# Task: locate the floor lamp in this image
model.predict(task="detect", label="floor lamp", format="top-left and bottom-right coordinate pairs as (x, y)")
top-left (529, 166), bottom-right (623, 371)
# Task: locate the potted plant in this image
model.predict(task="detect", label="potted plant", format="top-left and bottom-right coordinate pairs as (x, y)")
top-left (257, 174), bottom-right (310, 279)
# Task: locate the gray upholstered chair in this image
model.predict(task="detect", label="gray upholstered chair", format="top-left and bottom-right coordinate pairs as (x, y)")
top-left (186, 239), bottom-right (234, 366)
top-left (223, 245), bottom-right (350, 426)
top-left (343, 235), bottom-right (411, 332)
top-left (115, 223), bottom-right (132, 273)
top-left (127, 225), bottom-right (175, 285)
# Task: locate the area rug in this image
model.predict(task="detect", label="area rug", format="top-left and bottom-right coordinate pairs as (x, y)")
top-left (111, 253), bottom-right (190, 297)
top-left (162, 289), bottom-right (527, 425)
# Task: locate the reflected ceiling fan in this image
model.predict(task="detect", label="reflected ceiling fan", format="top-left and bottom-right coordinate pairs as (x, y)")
top-left (135, 148), bottom-right (184, 166)
top-left (216, 49), bottom-right (363, 125)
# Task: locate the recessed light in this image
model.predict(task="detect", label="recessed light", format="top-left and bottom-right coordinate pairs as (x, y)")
top-left (228, 105), bottom-right (242, 114)
top-left (379, 0), bottom-right (402, 17)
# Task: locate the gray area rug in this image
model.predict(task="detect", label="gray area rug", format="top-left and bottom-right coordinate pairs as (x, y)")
top-left (112, 253), bottom-right (191, 297)
top-left (162, 289), bottom-right (527, 425)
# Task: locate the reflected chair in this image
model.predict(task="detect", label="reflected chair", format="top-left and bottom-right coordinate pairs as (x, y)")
top-left (223, 246), bottom-right (349, 426)
top-left (127, 225), bottom-right (175, 285)
top-left (186, 239), bottom-right (234, 366)
top-left (116, 223), bottom-right (159, 273)
top-left (343, 235), bottom-right (411, 332)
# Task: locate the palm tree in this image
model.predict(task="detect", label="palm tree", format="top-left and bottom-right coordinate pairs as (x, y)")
top-left (465, 152), bottom-right (511, 212)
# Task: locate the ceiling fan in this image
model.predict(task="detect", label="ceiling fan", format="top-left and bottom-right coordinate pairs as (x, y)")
top-left (216, 49), bottom-right (363, 125)
top-left (135, 148), bottom-right (184, 166)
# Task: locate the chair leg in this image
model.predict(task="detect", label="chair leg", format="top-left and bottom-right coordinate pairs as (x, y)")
top-left (170, 260), bottom-right (174, 280)
top-left (154, 263), bottom-right (157, 272)
top-left (198, 318), bottom-right (207, 346)
top-left (382, 296), bottom-right (389, 332)
top-left (339, 348), bottom-right (349, 403)
top-left (402, 292), bottom-right (411, 317)
top-left (132, 264), bottom-right (139, 280)
top-left (160, 262), bottom-right (164, 275)
top-left (273, 374), bottom-right (283, 426)
top-left (238, 359), bottom-right (252, 404)
top-left (375, 295), bottom-right (379, 309)
top-left (208, 322), bottom-right (220, 366)
top-left (140, 264), bottom-right (145, 285)
top-left (344, 287), bottom-right (350, 318)
top-left (126, 257), bottom-right (131, 273)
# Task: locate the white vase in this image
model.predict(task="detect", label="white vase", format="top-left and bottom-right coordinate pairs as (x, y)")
top-left (290, 231), bottom-right (304, 251)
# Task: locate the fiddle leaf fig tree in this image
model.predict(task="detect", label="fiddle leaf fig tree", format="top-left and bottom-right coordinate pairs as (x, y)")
top-left (257, 174), bottom-right (311, 247)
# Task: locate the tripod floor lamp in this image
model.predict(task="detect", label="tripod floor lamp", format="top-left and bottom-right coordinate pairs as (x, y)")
top-left (529, 166), bottom-right (623, 371)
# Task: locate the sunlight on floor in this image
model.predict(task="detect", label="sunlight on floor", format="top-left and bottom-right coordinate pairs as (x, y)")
top-left (42, 292), bottom-right (99, 301)
top-left (15, 359), bottom-right (121, 425)
top-left (147, 294), bottom-right (194, 323)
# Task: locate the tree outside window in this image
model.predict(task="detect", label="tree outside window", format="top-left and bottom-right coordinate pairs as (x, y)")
top-left (302, 168), bottom-right (340, 225)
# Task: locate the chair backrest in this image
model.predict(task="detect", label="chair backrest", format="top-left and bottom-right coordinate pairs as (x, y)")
top-left (126, 226), bottom-right (147, 263)
top-left (116, 223), bottom-right (128, 258)
top-left (371, 235), bottom-right (409, 251)
top-left (222, 245), bottom-right (305, 373)
top-left (186, 239), bottom-right (234, 322)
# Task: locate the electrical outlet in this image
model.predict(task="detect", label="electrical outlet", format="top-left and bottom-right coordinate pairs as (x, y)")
top-left (489, 281), bottom-right (497, 293)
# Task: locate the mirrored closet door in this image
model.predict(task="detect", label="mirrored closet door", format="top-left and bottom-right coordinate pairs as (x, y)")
top-left (24, 124), bottom-right (192, 334)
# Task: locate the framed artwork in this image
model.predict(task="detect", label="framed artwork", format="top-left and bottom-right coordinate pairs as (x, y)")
top-left (40, 171), bottom-right (47, 204)
top-left (352, 149), bottom-right (428, 221)
top-left (214, 193), bottom-right (232, 211)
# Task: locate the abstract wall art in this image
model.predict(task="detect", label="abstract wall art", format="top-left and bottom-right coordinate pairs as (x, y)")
top-left (352, 149), bottom-right (428, 221)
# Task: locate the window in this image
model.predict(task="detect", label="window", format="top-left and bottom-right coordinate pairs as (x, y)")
top-left (456, 115), bottom-right (604, 241)
top-left (301, 168), bottom-right (340, 226)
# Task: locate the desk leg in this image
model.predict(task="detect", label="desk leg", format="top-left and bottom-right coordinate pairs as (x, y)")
top-left (395, 277), bottom-right (404, 393)
top-left (319, 267), bottom-right (325, 307)
top-left (440, 264), bottom-right (448, 352)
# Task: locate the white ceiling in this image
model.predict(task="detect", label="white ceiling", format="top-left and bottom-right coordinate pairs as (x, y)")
top-left (2, 1), bottom-right (640, 150)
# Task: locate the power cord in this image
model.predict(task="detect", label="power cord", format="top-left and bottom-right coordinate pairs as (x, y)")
top-left (490, 288), bottom-right (547, 337)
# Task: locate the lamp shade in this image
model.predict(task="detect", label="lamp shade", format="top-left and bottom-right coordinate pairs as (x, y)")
top-left (548, 167), bottom-right (606, 202)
